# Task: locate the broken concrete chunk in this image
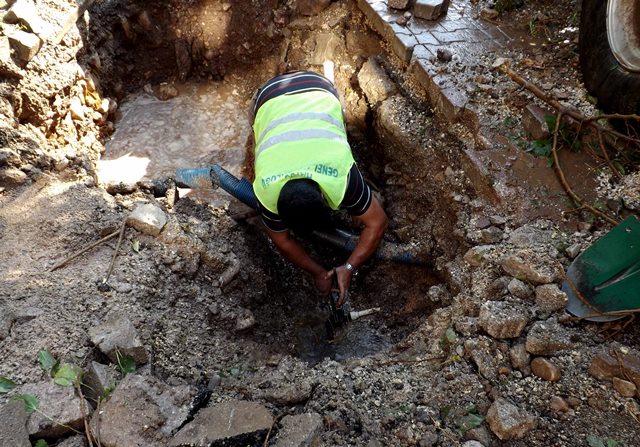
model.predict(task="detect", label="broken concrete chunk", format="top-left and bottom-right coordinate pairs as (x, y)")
top-left (0, 401), bottom-right (30, 447)
top-left (4, 27), bottom-right (41, 63)
top-left (507, 225), bottom-right (553, 248)
top-left (499, 249), bottom-right (558, 285)
top-left (414, 0), bottom-right (450, 20)
top-left (83, 361), bottom-right (121, 404)
top-left (88, 313), bottom-right (149, 364)
top-left (169, 400), bottom-right (273, 447)
top-left (262, 379), bottom-right (313, 405)
top-left (525, 320), bottom-right (575, 355)
top-left (92, 374), bottom-right (193, 446)
top-left (274, 412), bottom-right (323, 447)
top-left (20, 380), bottom-right (90, 439)
top-left (127, 203), bottom-right (167, 236)
top-left (534, 284), bottom-right (567, 313)
top-left (464, 336), bottom-right (508, 381)
top-left (522, 104), bottom-right (552, 141)
top-left (565, 243), bottom-right (581, 259)
top-left (479, 300), bottom-right (532, 339)
top-left (530, 357), bottom-right (561, 382)
top-left (358, 57), bottom-right (398, 106)
top-left (486, 398), bottom-right (536, 440)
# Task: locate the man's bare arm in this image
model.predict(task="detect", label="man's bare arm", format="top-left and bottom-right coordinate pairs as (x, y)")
top-left (267, 228), bottom-right (332, 294)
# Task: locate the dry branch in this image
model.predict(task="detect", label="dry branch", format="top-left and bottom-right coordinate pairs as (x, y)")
top-left (49, 230), bottom-right (120, 272)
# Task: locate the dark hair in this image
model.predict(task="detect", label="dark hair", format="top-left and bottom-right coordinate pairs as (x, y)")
top-left (278, 179), bottom-right (332, 234)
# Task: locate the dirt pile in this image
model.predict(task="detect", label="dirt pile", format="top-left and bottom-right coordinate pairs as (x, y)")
top-left (1, 1), bottom-right (640, 446)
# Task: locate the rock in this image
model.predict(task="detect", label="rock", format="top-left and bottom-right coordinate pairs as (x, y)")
top-left (296, 0), bottom-right (331, 16)
top-left (0, 401), bottom-right (30, 447)
top-left (235, 309), bottom-right (256, 332)
top-left (508, 225), bottom-right (553, 248)
top-left (274, 412), bottom-right (323, 447)
top-left (462, 441), bottom-right (485, 447)
top-left (4, 27), bottom-right (41, 63)
top-left (508, 278), bottom-right (533, 299)
top-left (83, 361), bottom-right (121, 403)
top-left (436, 48), bottom-right (453, 62)
top-left (463, 245), bottom-right (494, 267)
top-left (522, 104), bottom-right (553, 140)
top-left (484, 276), bottom-right (510, 300)
top-left (486, 398), bottom-right (537, 440)
top-left (490, 215), bottom-right (508, 226)
top-left (0, 304), bottom-right (16, 340)
top-left (358, 57), bottom-right (398, 105)
top-left (589, 348), bottom-right (640, 389)
top-left (480, 226), bottom-right (503, 244)
top-left (454, 316), bottom-right (479, 336)
top-left (509, 343), bottom-right (530, 371)
top-left (531, 357), bottom-right (561, 382)
top-left (525, 320), bottom-right (575, 355)
top-left (480, 8), bottom-right (499, 20)
top-left (388, 0), bottom-right (410, 9)
top-left (414, 0), bottom-right (450, 20)
top-left (127, 203), bottom-right (167, 237)
top-left (57, 435), bottom-right (87, 447)
top-left (565, 243), bottom-right (582, 259)
top-left (612, 377), bottom-right (637, 398)
top-left (0, 35), bottom-right (10, 63)
top-left (534, 284), bottom-right (567, 313)
top-left (475, 216), bottom-right (492, 229)
top-left (0, 167), bottom-right (28, 186)
top-left (156, 83), bottom-right (178, 101)
top-left (69, 97), bottom-right (85, 120)
top-left (20, 380), bottom-right (90, 438)
top-left (4, 0), bottom-right (53, 39)
top-left (464, 336), bottom-right (508, 381)
top-left (93, 374), bottom-right (193, 446)
top-left (478, 300), bottom-right (532, 339)
top-left (464, 425), bottom-right (492, 446)
top-left (500, 249), bottom-right (558, 285)
top-left (262, 379), bottom-right (313, 405)
top-left (170, 400), bottom-right (273, 447)
top-left (549, 396), bottom-right (569, 413)
top-left (88, 313), bottom-right (149, 364)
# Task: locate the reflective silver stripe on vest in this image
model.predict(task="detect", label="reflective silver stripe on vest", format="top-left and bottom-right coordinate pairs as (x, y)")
top-left (256, 129), bottom-right (349, 157)
top-left (256, 112), bottom-right (345, 149)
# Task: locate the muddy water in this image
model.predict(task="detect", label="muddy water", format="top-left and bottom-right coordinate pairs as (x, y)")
top-left (98, 81), bottom-right (252, 206)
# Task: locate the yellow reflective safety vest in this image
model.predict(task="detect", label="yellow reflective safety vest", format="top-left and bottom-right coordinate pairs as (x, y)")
top-left (253, 90), bottom-right (355, 214)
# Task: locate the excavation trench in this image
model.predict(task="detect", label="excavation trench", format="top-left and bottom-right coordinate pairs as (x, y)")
top-left (88, 0), bottom-right (470, 375)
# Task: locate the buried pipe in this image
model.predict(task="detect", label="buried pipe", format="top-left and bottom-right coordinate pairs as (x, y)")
top-left (175, 164), bottom-right (430, 266)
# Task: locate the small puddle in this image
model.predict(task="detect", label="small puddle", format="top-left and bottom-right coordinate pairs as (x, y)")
top-left (293, 309), bottom-right (391, 365)
top-left (98, 81), bottom-right (252, 206)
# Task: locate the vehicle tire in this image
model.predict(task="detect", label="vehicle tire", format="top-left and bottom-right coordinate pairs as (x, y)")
top-left (580, 0), bottom-right (640, 115)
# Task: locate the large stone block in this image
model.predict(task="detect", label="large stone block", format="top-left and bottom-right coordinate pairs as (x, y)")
top-left (169, 400), bottom-right (273, 447)
top-left (358, 57), bottom-right (398, 105)
top-left (414, 0), bottom-right (450, 20)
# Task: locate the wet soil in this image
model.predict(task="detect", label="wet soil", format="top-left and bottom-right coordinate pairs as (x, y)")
top-left (2, 1), bottom-right (640, 446)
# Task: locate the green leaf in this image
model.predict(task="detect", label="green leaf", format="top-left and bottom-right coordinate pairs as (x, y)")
top-left (459, 413), bottom-right (484, 432)
top-left (53, 364), bottom-right (79, 387)
top-left (586, 435), bottom-right (606, 447)
top-left (445, 327), bottom-right (457, 344)
top-left (544, 114), bottom-right (557, 132)
top-left (116, 353), bottom-right (136, 376)
top-left (229, 367), bottom-right (241, 377)
top-left (439, 405), bottom-right (451, 420)
top-left (612, 160), bottom-right (626, 175)
top-left (13, 393), bottom-right (39, 414)
top-left (0, 376), bottom-right (17, 393)
top-left (132, 239), bottom-right (140, 253)
top-left (38, 350), bottom-right (57, 374)
top-left (34, 440), bottom-right (49, 447)
top-left (606, 440), bottom-right (620, 447)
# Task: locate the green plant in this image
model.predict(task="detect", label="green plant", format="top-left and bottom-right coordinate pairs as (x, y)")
top-left (0, 376), bottom-right (16, 393)
top-left (34, 439), bottom-right (49, 447)
top-left (38, 350), bottom-right (81, 387)
top-left (587, 435), bottom-right (620, 447)
top-left (115, 350), bottom-right (136, 376)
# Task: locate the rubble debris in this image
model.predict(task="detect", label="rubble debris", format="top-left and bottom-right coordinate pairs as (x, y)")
top-left (522, 104), bottom-right (552, 140)
top-left (127, 203), bottom-right (168, 236)
top-left (589, 348), bottom-right (640, 389)
top-left (612, 377), bottom-right (637, 398)
top-left (358, 57), bottom-right (398, 106)
top-left (507, 278), bottom-right (533, 299)
top-left (525, 320), bottom-right (576, 355)
top-left (0, 401), bottom-right (30, 447)
top-left (478, 300), bottom-right (532, 339)
top-left (509, 343), bottom-right (531, 372)
top-left (88, 313), bottom-right (149, 364)
top-left (82, 361), bottom-right (121, 404)
top-left (274, 412), bottom-right (323, 447)
top-left (486, 398), bottom-right (537, 440)
top-left (169, 400), bottom-right (273, 447)
top-left (20, 380), bottom-right (90, 439)
top-left (499, 249), bottom-right (558, 285)
top-left (534, 284), bottom-right (567, 313)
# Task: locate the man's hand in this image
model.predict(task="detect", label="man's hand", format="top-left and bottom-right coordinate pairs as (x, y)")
top-left (327, 266), bottom-right (353, 307)
top-left (314, 270), bottom-right (332, 295)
